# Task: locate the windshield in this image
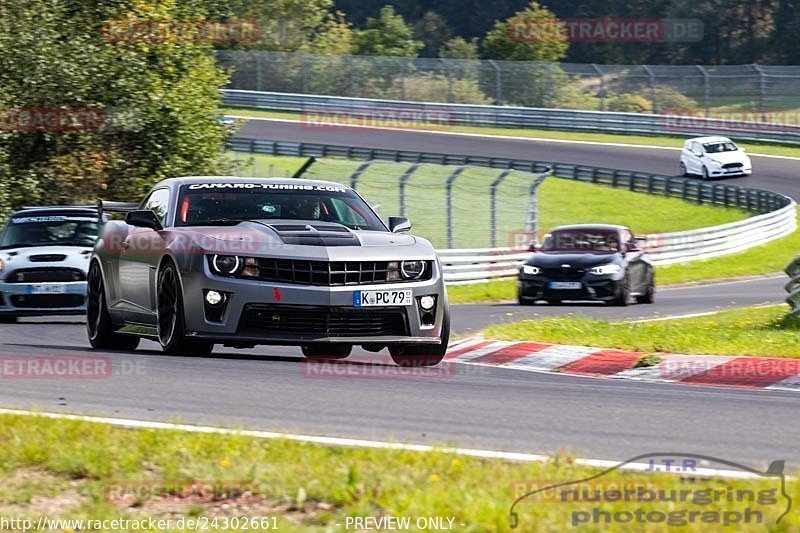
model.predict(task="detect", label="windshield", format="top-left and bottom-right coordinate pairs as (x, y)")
top-left (703, 142), bottom-right (738, 153)
top-left (175, 184), bottom-right (386, 231)
top-left (541, 230), bottom-right (621, 253)
top-left (0, 215), bottom-right (100, 249)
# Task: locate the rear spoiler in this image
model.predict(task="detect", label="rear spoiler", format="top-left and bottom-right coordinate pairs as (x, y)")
top-left (96, 200), bottom-right (140, 219)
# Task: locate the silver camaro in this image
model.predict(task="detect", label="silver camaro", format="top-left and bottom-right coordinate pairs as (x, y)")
top-left (87, 176), bottom-right (450, 367)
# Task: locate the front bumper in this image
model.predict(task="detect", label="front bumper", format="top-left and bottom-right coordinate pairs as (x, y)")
top-left (708, 165), bottom-right (752, 177)
top-left (518, 274), bottom-right (623, 302)
top-left (179, 263), bottom-right (448, 345)
top-left (0, 281), bottom-right (87, 316)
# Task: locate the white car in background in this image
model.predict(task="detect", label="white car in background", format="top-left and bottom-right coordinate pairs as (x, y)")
top-left (679, 136), bottom-right (752, 179)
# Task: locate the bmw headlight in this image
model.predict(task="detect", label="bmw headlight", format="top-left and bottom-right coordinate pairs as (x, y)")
top-left (591, 264), bottom-right (622, 275)
top-left (401, 260), bottom-right (426, 279)
top-left (520, 265), bottom-right (541, 275)
top-left (210, 255), bottom-right (243, 276)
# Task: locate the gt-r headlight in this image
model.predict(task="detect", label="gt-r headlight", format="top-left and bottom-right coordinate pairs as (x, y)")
top-left (210, 254), bottom-right (243, 276)
top-left (401, 260), bottom-right (426, 279)
top-left (591, 264), bottom-right (622, 275)
top-left (520, 265), bottom-right (541, 275)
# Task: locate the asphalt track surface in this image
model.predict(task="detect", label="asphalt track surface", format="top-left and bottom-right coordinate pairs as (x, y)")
top-left (237, 118), bottom-right (800, 201)
top-left (1, 318), bottom-right (799, 467)
top-left (0, 119), bottom-right (797, 469)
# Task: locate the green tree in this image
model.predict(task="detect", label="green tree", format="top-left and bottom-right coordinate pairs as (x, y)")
top-left (481, 1), bottom-right (568, 61)
top-left (0, 0), bottom-right (231, 210)
top-left (413, 11), bottom-right (453, 57)
top-left (439, 37), bottom-right (479, 59)
top-left (352, 5), bottom-right (423, 57)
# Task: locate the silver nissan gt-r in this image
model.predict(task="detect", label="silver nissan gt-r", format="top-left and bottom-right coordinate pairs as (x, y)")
top-left (87, 176), bottom-right (450, 367)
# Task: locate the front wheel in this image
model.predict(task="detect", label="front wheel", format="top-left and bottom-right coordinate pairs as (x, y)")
top-left (702, 166), bottom-right (709, 180)
top-left (636, 274), bottom-right (656, 304)
top-left (86, 262), bottom-right (140, 350)
top-left (610, 278), bottom-right (630, 307)
top-left (302, 344), bottom-right (352, 360)
top-left (679, 161), bottom-right (689, 177)
top-left (157, 262), bottom-right (214, 356)
top-left (389, 313), bottom-right (450, 367)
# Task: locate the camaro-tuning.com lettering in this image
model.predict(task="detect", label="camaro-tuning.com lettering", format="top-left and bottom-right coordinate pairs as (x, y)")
top-left (188, 183), bottom-right (347, 193)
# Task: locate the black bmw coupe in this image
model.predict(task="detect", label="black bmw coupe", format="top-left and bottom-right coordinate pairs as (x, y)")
top-left (517, 224), bottom-right (655, 306)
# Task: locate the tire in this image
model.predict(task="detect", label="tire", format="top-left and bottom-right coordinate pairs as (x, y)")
top-left (157, 262), bottom-right (214, 356)
top-left (302, 344), bottom-right (352, 360)
top-left (679, 161), bottom-right (689, 177)
top-left (389, 312), bottom-right (450, 367)
top-left (0, 315), bottom-right (17, 324)
top-left (86, 261), bottom-right (140, 350)
top-left (636, 274), bottom-right (656, 304)
top-left (546, 299), bottom-right (562, 306)
top-left (517, 291), bottom-right (535, 306)
top-left (610, 277), bottom-right (630, 307)
top-left (702, 166), bottom-right (709, 180)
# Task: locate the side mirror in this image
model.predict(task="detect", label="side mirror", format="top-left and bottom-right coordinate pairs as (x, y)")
top-left (694, 151), bottom-right (703, 157)
top-left (388, 216), bottom-right (411, 233)
top-left (528, 242), bottom-right (540, 252)
top-left (125, 210), bottom-right (163, 231)
top-left (626, 242), bottom-right (642, 253)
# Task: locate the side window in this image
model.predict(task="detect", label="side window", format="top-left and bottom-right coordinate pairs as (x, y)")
top-left (141, 188), bottom-right (171, 225)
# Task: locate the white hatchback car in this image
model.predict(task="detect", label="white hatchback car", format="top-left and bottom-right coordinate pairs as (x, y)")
top-left (679, 136), bottom-right (752, 179)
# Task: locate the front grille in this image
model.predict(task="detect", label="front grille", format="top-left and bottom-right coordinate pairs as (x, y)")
top-left (722, 163), bottom-right (743, 169)
top-left (5, 268), bottom-right (85, 283)
top-left (10, 294), bottom-right (85, 309)
top-left (540, 267), bottom-right (585, 281)
top-left (253, 259), bottom-right (431, 286)
top-left (29, 254), bottom-right (67, 262)
top-left (5, 268), bottom-right (86, 283)
top-left (239, 305), bottom-right (409, 338)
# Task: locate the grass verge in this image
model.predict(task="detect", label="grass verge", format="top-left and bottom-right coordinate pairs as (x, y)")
top-left (0, 413), bottom-right (797, 531)
top-left (222, 106), bottom-right (800, 159)
top-left (481, 305), bottom-right (800, 358)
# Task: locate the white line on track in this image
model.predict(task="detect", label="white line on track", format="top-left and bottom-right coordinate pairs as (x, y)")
top-left (0, 407), bottom-right (764, 480)
top-left (228, 115), bottom-right (800, 161)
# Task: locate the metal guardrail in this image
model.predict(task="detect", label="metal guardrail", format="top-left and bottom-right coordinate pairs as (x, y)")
top-left (223, 90), bottom-right (800, 144)
top-left (230, 137), bottom-right (796, 284)
top-left (786, 256), bottom-right (800, 315)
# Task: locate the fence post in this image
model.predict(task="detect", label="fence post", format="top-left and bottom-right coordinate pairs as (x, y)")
top-left (446, 166), bottom-right (467, 248)
top-left (696, 65), bottom-right (710, 117)
top-left (398, 163), bottom-right (420, 217)
top-left (489, 170), bottom-right (513, 247)
top-left (440, 58), bottom-right (454, 103)
top-left (753, 64), bottom-right (766, 117)
top-left (346, 55), bottom-right (355, 97)
top-left (488, 60), bottom-right (502, 106)
top-left (301, 53), bottom-right (310, 93)
top-left (348, 160), bottom-right (372, 190)
top-left (525, 170), bottom-right (551, 243)
top-left (255, 52), bottom-right (264, 91)
top-left (643, 65), bottom-right (658, 114)
top-left (591, 63), bottom-right (606, 111)
top-left (395, 58), bottom-right (407, 100)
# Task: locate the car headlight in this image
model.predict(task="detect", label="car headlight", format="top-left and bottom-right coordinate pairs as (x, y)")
top-left (0, 258), bottom-right (4, 272)
top-left (401, 260), bottom-right (426, 279)
top-left (210, 254), bottom-right (243, 276)
top-left (591, 264), bottom-right (622, 275)
top-left (707, 158), bottom-right (722, 166)
top-left (520, 265), bottom-right (541, 275)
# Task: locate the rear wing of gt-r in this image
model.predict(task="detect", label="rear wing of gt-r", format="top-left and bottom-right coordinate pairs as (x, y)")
top-left (96, 200), bottom-right (140, 219)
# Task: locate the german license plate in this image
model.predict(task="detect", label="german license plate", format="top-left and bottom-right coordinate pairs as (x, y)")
top-left (548, 281), bottom-right (582, 290)
top-left (27, 284), bottom-right (66, 294)
top-left (354, 290), bottom-right (413, 307)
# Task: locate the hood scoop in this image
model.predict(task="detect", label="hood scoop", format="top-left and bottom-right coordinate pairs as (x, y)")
top-left (256, 221), bottom-right (361, 247)
top-left (29, 254), bottom-right (67, 262)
